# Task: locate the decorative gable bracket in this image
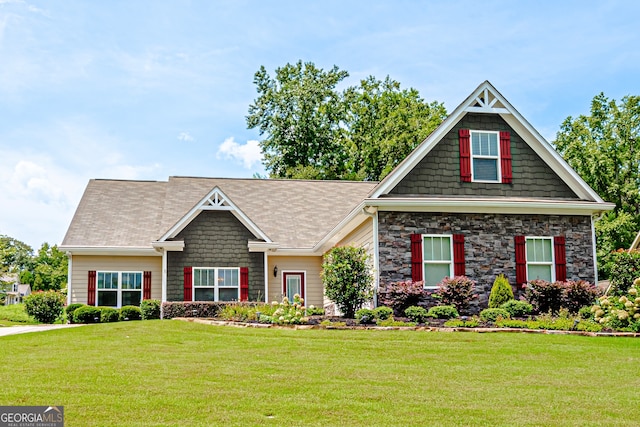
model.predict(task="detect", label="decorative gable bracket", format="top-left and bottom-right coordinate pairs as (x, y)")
top-left (464, 87), bottom-right (510, 114)
top-left (201, 188), bottom-right (233, 210)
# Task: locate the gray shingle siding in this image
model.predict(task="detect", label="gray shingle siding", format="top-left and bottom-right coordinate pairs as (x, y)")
top-left (389, 113), bottom-right (578, 199)
top-left (166, 210), bottom-right (264, 301)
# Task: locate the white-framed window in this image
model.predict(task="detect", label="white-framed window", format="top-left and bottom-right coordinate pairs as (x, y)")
top-left (526, 237), bottom-right (554, 282)
top-left (422, 235), bottom-right (453, 289)
top-left (471, 130), bottom-right (501, 182)
top-left (193, 267), bottom-right (240, 301)
top-left (97, 271), bottom-right (142, 307)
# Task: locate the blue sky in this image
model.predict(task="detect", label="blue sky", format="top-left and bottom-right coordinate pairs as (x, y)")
top-left (1, 0), bottom-right (639, 249)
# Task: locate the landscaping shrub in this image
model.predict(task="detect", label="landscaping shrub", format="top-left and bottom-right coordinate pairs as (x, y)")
top-left (23, 290), bottom-right (65, 324)
top-left (376, 317), bottom-right (416, 327)
top-left (480, 308), bottom-right (511, 322)
top-left (65, 303), bottom-right (85, 323)
top-left (373, 306), bottom-right (393, 320)
top-left (119, 305), bottom-right (142, 321)
top-left (404, 306), bottom-right (428, 323)
top-left (355, 308), bottom-right (375, 324)
top-left (306, 305), bottom-right (324, 316)
top-left (322, 246), bottom-right (374, 318)
top-left (444, 318), bottom-right (480, 328)
top-left (523, 280), bottom-right (565, 314)
top-left (427, 305), bottom-right (459, 319)
top-left (73, 306), bottom-right (102, 323)
top-left (433, 276), bottom-right (477, 314)
top-left (260, 295), bottom-right (308, 325)
top-left (99, 307), bottom-right (120, 323)
top-left (609, 249), bottom-right (640, 295)
top-left (500, 300), bottom-right (532, 318)
top-left (578, 305), bottom-right (593, 320)
top-left (562, 280), bottom-right (601, 313)
top-left (140, 299), bottom-right (161, 320)
top-left (377, 280), bottom-right (425, 315)
top-left (592, 284), bottom-right (640, 331)
top-left (161, 302), bottom-right (227, 319)
top-left (488, 274), bottom-right (514, 308)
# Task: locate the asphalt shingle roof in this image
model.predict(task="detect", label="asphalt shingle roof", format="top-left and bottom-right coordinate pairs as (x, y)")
top-left (62, 177), bottom-right (378, 249)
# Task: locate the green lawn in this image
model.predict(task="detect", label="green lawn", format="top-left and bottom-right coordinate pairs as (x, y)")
top-left (0, 321), bottom-right (638, 426)
top-left (0, 303), bottom-right (37, 325)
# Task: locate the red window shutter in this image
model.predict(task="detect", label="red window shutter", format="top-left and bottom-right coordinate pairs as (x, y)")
top-left (515, 236), bottom-right (526, 286)
top-left (87, 270), bottom-right (96, 306)
top-left (411, 234), bottom-right (423, 282)
top-left (459, 129), bottom-right (472, 182)
top-left (453, 234), bottom-right (465, 276)
top-left (554, 236), bottom-right (567, 282)
top-left (143, 271), bottom-right (152, 300)
top-left (183, 267), bottom-right (193, 301)
top-left (500, 131), bottom-right (513, 184)
top-left (240, 267), bottom-right (249, 301)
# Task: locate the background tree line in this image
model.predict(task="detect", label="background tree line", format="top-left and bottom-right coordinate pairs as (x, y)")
top-left (249, 61), bottom-right (640, 278)
top-left (0, 235), bottom-right (67, 302)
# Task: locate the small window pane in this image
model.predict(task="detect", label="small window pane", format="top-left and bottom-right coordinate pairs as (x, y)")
top-left (218, 288), bottom-right (239, 302)
top-left (122, 290), bottom-right (141, 306)
top-left (423, 237), bottom-right (451, 261)
top-left (473, 158), bottom-right (498, 181)
top-left (286, 276), bottom-right (302, 299)
top-left (488, 133), bottom-right (498, 156)
top-left (98, 291), bottom-right (117, 307)
top-left (472, 133), bottom-right (480, 154)
top-left (98, 272), bottom-right (118, 290)
top-left (424, 264), bottom-right (451, 288)
top-left (528, 265), bottom-right (552, 282)
top-left (218, 268), bottom-right (238, 288)
top-left (527, 238), bottom-right (552, 263)
top-left (194, 288), bottom-right (215, 301)
top-left (122, 273), bottom-right (142, 290)
top-left (194, 269), bottom-right (215, 287)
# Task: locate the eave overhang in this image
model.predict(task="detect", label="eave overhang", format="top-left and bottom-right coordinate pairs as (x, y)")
top-left (60, 246), bottom-right (161, 256)
top-left (151, 241), bottom-right (185, 252)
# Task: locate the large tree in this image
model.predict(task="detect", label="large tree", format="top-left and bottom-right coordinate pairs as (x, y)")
top-left (554, 93), bottom-right (640, 277)
top-left (247, 61), bottom-right (446, 181)
top-left (0, 235), bottom-right (33, 274)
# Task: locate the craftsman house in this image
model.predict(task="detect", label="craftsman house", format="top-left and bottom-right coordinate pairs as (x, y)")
top-left (60, 81), bottom-right (614, 310)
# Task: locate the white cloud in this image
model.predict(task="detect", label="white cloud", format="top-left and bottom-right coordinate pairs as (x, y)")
top-left (177, 131), bottom-right (194, 142)
top-left (216, 137), bottom-right (263, 169)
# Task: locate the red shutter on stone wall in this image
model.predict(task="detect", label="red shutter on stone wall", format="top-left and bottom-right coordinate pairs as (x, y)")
top-left (515, 236), bottom-right (526, 286)
top-left (240, 267), bottom-right (249, 301)
top-left (500, 131), bottom-right (513, 184)
top-left (87, 270), bottom-right (96, 306)
top-left (453, 234), bottom-right (465, 276)
top-left (554, 236), bottom-right (567, 282)
top-left (143, 271), bottom-right (152, 300)
top-left (459, 129), bottom-right (472, 182)
top-left (183, 267), bottom-right (193, 301)
top-left (411, 234), bottom-right (423, 282)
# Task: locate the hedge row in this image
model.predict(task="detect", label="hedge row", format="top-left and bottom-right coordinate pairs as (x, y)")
top-left (161, 301), bottom-right (259, 319)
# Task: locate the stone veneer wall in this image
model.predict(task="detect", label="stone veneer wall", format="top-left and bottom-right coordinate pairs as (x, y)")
top-left (378, 212), bottom-right (594, 313)
top-left (166, 210), bottom-right (264, 301)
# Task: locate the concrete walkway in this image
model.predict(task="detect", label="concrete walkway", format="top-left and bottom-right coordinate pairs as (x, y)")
top-left (0, 324), bottom-right (84, 337)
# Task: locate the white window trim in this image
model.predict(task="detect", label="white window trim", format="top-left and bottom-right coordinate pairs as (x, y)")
top-left (192, 267), bottom-right (240, 302)
top-left (422, 234), bottom-right (454, 289)
top-left (525, 236), bottom-right (555, 282)
top-left (96, 271), bottom-right (143, 308)
top-left (470, 130), bottom-right (501, 183)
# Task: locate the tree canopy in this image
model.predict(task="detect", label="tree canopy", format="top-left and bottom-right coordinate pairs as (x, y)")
top-left (554, 93), bottom-right (640, 277)
top-left (247, 61), bottom-right (447, 181)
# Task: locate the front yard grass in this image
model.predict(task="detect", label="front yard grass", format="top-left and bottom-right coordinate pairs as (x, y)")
top-left (0, 320), bottom-right (638, 426)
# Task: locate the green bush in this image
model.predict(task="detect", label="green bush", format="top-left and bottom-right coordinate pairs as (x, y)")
top-left (355, 308), bottom-right (375, 324)
top-left (488, 274), bottom-right (514, 308)
top-left (480, 308), bottom-right (511, 322)
top-left (373, 306), bottom-right (393, 320)
top-left (433, 276), bottom-right (477, 314)
top-left (119, 305), bottom-right (142, 321)
top-left (404, 306), bottom-right (429, 323)
top-left (500, 300), bottom-right (533, 318)
top-left (140, 299), bottom-right (161, 320)
top-left (444, 318), bottom-right (480, 328)
top-left (322, 246), bottom-right (374, 318)
top-left (578, 305), bottom-right (594, 320)
top-left (99, 307), bottom-right (120, 323)
top-left (23, 291), bottom-right (65, 324)
top-left (161, 302), bottom-right (234, 319)
top-left (609, 249), bottom-right (640, 295)
top-left (376, 317), bottom-right (416, 327)
top-left (65, 303), bottom-right (85, 323)
top-left (73, 306), bottom-right (102, 323)
top-left (592, 284), bottom-right (640, 331)
top-left (427, 305), bottom-right (459, 319)
top-left (306, 305), bottom-right (324, 316)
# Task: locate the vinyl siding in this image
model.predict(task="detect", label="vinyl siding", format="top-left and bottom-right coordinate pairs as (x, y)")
top-left (267, 256), bottom-right (323, 307)
top-left (336, 217), bottom-right (374, 259)
top-left (70, 255), bottom-right (162, 304)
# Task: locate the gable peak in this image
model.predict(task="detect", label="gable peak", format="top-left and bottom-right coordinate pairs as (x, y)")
top-left (465, 84), bottom-right (508, 113)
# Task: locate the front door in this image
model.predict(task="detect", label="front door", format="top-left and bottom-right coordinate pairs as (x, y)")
top-left (283, 272), bottom-right (305, 301)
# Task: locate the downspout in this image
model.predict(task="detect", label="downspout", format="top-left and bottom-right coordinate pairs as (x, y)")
top-left (362, 206), bottom-right (379, 307)
top-left (263, 251), bottom-right (269, 303)
top-left (591, 211), bottom-right (604, 291)
top-left (161, 249), bottom-right (167, 303)
top-left (65, 252), bottom-right (72, 306)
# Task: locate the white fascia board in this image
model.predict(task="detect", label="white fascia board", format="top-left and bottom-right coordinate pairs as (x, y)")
top-left (312, 201), bottom-right (373, 253)
top-left (267, 248), bottom-right (321, 257)
top-left (151, 241), bottom-right (185, 251)
top-left (59, 246), bottom-right (161, 256)
top-left (248, 241), bottom-right (281, 252)
top-left (367, 198), bottom-right (615, 216)
top-left (158, 186), bottom-right (272, 243)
